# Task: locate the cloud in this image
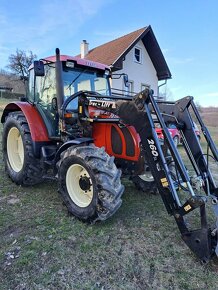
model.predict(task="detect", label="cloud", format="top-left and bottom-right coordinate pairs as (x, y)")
top-left (196, 91), bottom-right (218, 100)
top-left (38, 0), bottom-right (103, 36)
top-left (0, 0), bottom-right (108, 67)
top-left (168, 56), bottom-right (194, 65)
top-left (170, 86), bottom-right (182, 93)
top-left (0, 13), bottom-right (6, 25)
top-left (94, 30), bottom-right (132, 38)
top-left (162, 48), bottom-right (170, 54)
top-left (93, 27), bottom-right (145, 47)
top-left (194, 92), bottom-right (218, 107)
top-left (203, 92), bottom-right (218, 98)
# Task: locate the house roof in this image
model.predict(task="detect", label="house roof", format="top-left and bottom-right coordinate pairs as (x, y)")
top-left (77, 26), bottom-right (171, 80)
top-left (0, 86), bottom-right (13, 91)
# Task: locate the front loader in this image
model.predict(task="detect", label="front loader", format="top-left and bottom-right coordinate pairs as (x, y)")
top-left (1, 48), bottom-right (218, 263)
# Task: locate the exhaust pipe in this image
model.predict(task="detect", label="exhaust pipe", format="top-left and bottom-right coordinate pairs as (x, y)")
top-left (55, 48), bottom-right (64, 115)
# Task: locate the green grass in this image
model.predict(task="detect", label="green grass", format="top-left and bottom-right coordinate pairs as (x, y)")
top-left (0, 97), bottom-right (16, 107)
top-left (0, 98), bottom-right (218, 290)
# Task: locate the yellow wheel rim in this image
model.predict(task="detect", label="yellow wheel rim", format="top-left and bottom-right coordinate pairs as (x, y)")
top-left (139, 172), bottom-right (154, 182)
top-left (7, 127), bottom-right (24, 172)
top-left (66, 164), bottom-right (93, 207)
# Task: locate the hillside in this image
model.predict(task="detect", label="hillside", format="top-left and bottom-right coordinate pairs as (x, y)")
top-left (0, 72), bottom-right (25, 94)
top-left (200, 107), bottom-right (218, 127)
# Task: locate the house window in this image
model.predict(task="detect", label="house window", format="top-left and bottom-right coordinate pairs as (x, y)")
top-left (134, 47), bottom-right (142, 63)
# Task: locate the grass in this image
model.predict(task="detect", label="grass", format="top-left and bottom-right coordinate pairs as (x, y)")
top-left (0, 97), bottom-right (218, 290)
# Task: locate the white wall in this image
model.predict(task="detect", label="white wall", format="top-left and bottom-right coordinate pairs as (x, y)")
top-left (111, 40), bottom-right (158, 95)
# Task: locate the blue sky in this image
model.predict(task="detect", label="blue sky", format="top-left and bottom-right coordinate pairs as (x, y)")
top-left (0, 0), bottom-right (218, 107)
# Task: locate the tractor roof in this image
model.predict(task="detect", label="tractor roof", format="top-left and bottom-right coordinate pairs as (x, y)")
top-left (29, 55), bottom-right (109, 71)
top-left (44, 55), bottom-right (110, 71)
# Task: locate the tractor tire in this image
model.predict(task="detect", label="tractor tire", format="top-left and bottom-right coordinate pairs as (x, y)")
top-left (2, 111), bottom-right (44, 185)
top-left (173, 136), bottom-right (179, 147)
top-left (131, 144), bottom-right (175, 195)
top-left (57, 145), bottom-right (124, 222)
top-left (131, 173), bottom-right (158, 194)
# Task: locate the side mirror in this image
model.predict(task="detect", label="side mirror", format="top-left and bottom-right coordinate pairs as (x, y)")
top-left (34, 61), bottom-right (45, 76)
top-left (123, 74), bottom-right (129, 87)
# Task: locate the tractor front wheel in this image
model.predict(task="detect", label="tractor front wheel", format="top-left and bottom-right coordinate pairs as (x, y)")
top-left (2, 112), bottom-right (44, 185)
top-left (57, 145), bottom-right (124, 222)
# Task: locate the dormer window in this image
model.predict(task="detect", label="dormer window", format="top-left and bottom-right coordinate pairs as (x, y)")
top-left (134, 47), bottom-right (142, 63)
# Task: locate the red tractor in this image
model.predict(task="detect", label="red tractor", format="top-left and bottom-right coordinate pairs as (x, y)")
top-left (1, 49), bottom-right (218, 263)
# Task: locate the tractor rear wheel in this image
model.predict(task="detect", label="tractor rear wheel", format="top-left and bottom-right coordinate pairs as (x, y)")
top-left (57, 145), bottom-right (124, 222)
top-left (2, 112), bottom-right (44, 185)
top-left (132, 144), bottom-right (174, 194)
top-left (131, 172), bottom-right (158, 194)
top-left (173, 136), bottom-right (179, 147)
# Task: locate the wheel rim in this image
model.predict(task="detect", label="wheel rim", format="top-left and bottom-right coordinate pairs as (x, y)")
top-left (174, 137), bottom-right (179, 147)
top-left (139, 171), bottom-right (154, 182)
top-left (66, 164), bottom-right (94, 207)
top-left (7, 127), bottom-right (24, 172)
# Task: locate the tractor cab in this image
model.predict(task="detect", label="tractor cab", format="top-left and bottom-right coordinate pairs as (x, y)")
top-left (28, 55), bottom-right (111, 137)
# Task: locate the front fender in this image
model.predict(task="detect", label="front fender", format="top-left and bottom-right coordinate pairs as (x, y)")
top-left (1, 102), bottom-right (49, 142)
top-left (54, 138), bottom-right (93, 173)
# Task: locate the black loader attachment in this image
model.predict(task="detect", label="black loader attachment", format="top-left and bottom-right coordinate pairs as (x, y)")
top-left (78, 89), bottom-right (218, 263)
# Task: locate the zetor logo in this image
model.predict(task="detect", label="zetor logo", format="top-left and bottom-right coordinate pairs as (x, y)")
top-left (89, 100), bottom-right (116, 109)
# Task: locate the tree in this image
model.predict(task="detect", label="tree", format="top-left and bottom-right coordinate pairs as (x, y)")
top-left (7, 49), bottom-right (37, 84)
top-left (0, 68), bottom-right (10, 75)
top-left (189, 101), bottom-right (204, 123)
top-left (159, 86), bottom-right (174, 101)
top-left (195, 101), bottom-right (203, 113)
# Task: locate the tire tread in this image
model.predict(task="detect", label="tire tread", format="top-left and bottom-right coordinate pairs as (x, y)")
top-left (2, 111), bottom-right (44, 185)
top-left (57, 145), bottom-right (124, 222)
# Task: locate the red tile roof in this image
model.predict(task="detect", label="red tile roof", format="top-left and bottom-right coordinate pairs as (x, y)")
top-left (78, 27), bottom-right (147, 66)
top-left (76, 26), bottom-right (171, 80)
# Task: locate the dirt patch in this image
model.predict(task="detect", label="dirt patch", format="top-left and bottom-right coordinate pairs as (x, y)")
top-left (7, 195), bottom-right (21, 205)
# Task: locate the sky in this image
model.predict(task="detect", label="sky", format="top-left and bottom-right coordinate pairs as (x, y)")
top-left (0, 0), bottom-right (218, 107)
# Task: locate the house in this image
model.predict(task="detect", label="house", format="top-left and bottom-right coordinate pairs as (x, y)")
top-left (0, 86), bottom-right (13, 92)
top-left (0, 72), bottom-right (25, 95)
top-left (77, 26), bottom-right (171, 97)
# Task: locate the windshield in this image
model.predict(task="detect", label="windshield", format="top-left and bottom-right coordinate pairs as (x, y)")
top-left (62, 67), bottom-right (110, 110)
top-left (63, 68), bottom-right (110, 95)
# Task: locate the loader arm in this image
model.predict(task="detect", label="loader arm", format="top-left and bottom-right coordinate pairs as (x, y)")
top-left (77, 89), bottom-right (218, 262)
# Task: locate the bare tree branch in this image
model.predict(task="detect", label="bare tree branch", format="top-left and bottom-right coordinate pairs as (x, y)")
top-left (7, 49), bottom-right (37, 84)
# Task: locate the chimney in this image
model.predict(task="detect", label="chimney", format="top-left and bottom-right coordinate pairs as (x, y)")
top-left (80, 40), bottom-right (89, 58)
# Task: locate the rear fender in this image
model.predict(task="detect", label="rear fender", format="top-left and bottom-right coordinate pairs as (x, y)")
top-left (1, 102), bottom-right (49, 142)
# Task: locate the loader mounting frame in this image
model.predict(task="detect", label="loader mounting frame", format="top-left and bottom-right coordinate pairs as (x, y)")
top-left (78, 89), bottom-right (218, 262)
